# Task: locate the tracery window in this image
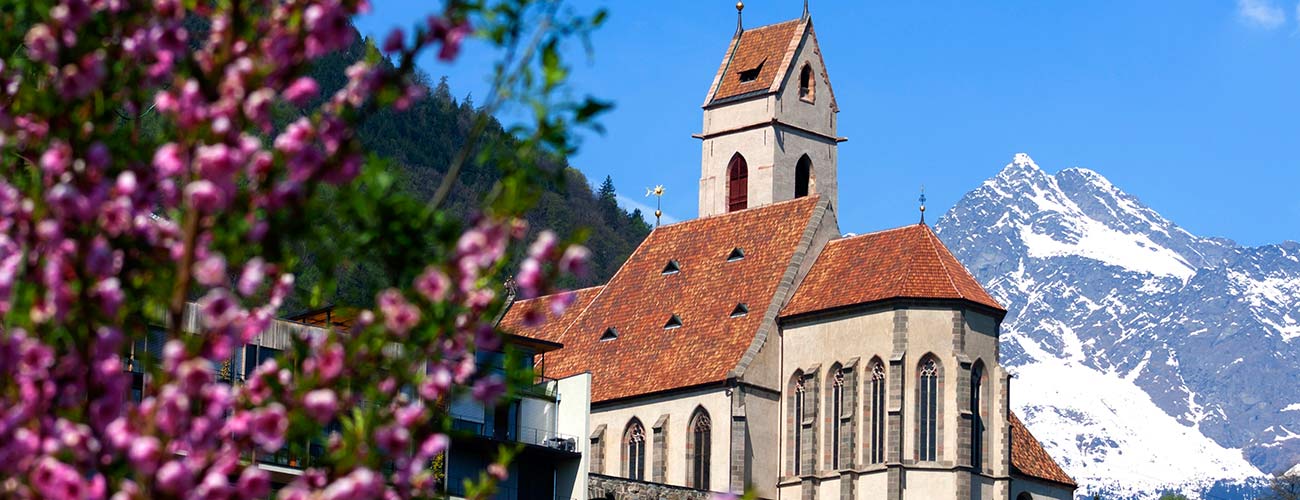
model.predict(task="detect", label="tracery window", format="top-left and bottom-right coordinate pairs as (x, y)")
top-left (918, 357), bottom-right (940, 462)
top-left (868, 360), bottom-right (886, 464)
top-left (623, 419), bottom-right (646, 480)
top-left (687, 408), bottom-right (711, 489)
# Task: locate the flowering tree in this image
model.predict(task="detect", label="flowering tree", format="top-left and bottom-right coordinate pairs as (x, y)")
top-left (0, 0), bottom-right (606, 498)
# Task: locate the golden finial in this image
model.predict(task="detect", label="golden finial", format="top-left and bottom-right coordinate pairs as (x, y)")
top-left (734, 1), bottom-right (747, 35)
top-left (646, 185), bottom-right (665, 227)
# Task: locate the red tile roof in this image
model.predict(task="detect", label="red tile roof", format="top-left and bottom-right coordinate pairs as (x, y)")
top-left (498, 286), bottom-right (604, 344)
top-left (500, 197), bottom-right (822, 403)
top-left (782, 224), bottom-right (1004, 317)
top-left (1010, 411), bottom-right (1077, 488)
top-left (708, 19), bottom-right (804, 103)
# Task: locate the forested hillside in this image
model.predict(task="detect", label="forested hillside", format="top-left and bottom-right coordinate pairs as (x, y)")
top-left (287, 30), bottom-right (650, 310)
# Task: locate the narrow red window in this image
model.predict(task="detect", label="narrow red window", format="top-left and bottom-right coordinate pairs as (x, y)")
top-left (727, 153), bottom-right (748, 212)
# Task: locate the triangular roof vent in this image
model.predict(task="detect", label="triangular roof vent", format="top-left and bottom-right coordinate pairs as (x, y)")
top-left (663, 314), bottom-right (683, 330)
top-left (730, 303), bottom-right (749, 318)
top-left (600, 327), bottom-right (619, 341)
top-left (662, 260), bottom-right (680, 275)
top-left (727, 247), bottom-right (745, 262)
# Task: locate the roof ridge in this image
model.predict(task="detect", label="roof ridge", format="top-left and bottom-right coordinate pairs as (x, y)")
top-left (889, 225), bottom-right (924, 298)
top-left (921, 224), bottom-right (965, 301)
top-left (659, 195), bottom-right (821, 229)
top-left (830, 224), bottom-right (916, 243)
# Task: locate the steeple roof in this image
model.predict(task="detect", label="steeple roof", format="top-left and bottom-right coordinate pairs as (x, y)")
top-left (783, 223), bottom-right (1005, 317)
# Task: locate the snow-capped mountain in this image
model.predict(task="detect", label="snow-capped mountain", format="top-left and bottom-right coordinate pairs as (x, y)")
top-left (934, 153), bottom-right (1300, 498)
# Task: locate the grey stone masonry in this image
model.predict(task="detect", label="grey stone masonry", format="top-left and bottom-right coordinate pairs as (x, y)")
top-left (591, 424), bottom-right (607, 474)
top-left (589, 473), bottom-right (712, 500)
top-left (653, 415), bottom-right (669, 483)
top-left (888, 309), bottom-right (907, 500)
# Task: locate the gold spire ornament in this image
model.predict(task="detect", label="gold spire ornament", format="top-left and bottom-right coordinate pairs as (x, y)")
top-left (645, 185), bottom-right (665, 227)
top-left (736, 1), bottom-right (744, 34)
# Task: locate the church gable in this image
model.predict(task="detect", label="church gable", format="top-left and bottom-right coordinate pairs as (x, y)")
top-left (502, 196), bottom-right (824, 403)
top-left (783, 223), bottom-right (1005, 318)
top-left (705, 19), bottom-right (804, 105)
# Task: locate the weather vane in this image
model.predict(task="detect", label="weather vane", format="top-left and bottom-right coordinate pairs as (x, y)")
top-left (645, 185), bottom-right (665, 227)
top-left (918, 185), bottom-right (927, 224)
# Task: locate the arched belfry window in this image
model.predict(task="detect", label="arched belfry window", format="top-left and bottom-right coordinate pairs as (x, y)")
top-left (867, 359), bottom-right (886, 464)
top-left (795, 154), bottom-right (814, 198)
top-left (917, 356), bottom-right (942, 462)
top-left (687, 408), bottom-right (712, 489)
top-left (799, 64), bottom-right (815, 102)
top-left (971, 361), bottom-right (988, 471)
top-left (727, 153), bottom-right (748, 212)
top-left (623, 419), bottom-right (646, 480)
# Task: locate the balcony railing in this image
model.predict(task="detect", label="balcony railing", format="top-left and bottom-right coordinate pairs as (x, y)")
top-left (450, 417), bottom-right (579, 453)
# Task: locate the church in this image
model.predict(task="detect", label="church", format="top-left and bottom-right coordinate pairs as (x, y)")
top-left (501, 4), bottom-right (1076, 499)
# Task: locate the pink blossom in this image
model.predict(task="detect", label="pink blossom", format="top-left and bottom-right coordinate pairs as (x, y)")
top-left (251, 403), bottom-right (288, 452)
top-left (382, 28), bottom-right (405, 54)
top-left (184, 180), bottom-right (224, 212)
top-left (39, 141), bottom-right (71, 176)
top-left (193, 254), bottom-right (227, 286)
top-left (560, 245), bottom-right (591, 277)
top-left (283, 77), bottom-right (319, 106)
top-left (155, 460), bottom-right (193, 495)
top-left (414, 266), bottom-right (450, 302)
top-left (377, 289), bottom-right (420, 336)
top-left (302, 389), bottom-right (337, 424)
top-left (24, 24), bottom-right (58, 64)
top-left (237, 257), bottom-right (265, 296)
top-left (236, 466), bottom-right (270, 499)
top-left (127, 436), bottom-right (161, 474)
top-left (471, 375), bottom-right (506, 405)
top-left (487, 463), bottom-right (508, 481)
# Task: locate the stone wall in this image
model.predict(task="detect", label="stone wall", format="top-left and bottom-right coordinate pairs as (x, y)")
top-left (588, 474), bottom-right (712, 500)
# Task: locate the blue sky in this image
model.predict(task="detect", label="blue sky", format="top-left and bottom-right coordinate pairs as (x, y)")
top-left (357, 1), bottom-right (1300, 247)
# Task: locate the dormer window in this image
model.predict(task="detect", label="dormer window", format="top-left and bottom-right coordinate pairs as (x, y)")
top-left (799, 64), bottom-right (815, 103)
top-left (662, 260), bottom-right (680, 275)
top-left (601, 327), bottom-right (619, 341)
top-left (727, 247), bottom-right (745, 262)
top-left (730, 303), bottom-right (749, 318)
top-left (664, 314), bottom-right (683, 330)
top-left (738, 59), bottom-right (765, 83)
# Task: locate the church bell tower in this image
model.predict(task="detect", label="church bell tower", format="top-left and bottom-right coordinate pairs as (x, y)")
top-left (695, 4), bottom-right (843, 217)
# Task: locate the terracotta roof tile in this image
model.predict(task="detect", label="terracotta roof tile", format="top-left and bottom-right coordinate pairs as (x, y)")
top-left (1010, 411), bottom-right (1077, 487)
top-left (709, 20), bottom-right (804, 103)
top-left (501, 197), bottom-right (821, 403)
top-left (499, 285), bottom-right (604, 344)
top-left (782, 223), bottom-right (1004, 317)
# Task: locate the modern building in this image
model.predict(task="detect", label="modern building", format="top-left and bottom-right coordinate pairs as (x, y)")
top-left (500, 4), bottom-right (1077, 500)
top-left (132, 304), bottom-right (593, 498)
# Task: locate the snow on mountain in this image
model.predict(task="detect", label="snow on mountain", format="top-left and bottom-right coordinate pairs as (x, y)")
top-left (935, 153), bottom-right (1300, 497)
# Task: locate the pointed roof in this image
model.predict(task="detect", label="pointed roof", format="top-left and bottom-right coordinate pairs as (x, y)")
top-left (704, 16), bottom-right (838, 112)
top-left (783, 223), bottom-right (1004, 317)
top-left (501, 197), bottom-right (824, 403)
top-left (1010, 412), bottom-right (1078, 488)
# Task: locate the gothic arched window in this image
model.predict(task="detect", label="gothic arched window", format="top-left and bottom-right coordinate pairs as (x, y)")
top-left (868, 359), bottom-right (886, 464)
top-left (623, 419), bottom-right (646, 480)
top-left (917, 356), bottom-right (941, 462)
top-left (727, 153), bottom-right (748, 212)
top-left (795, 154), bottom-right (813, 198)
top-left (971, 361), bottom-right (988, 471)
top-left (687, 408), bottom-right (711, 489)
top-left (799, 64), bottom-right (815, 102)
